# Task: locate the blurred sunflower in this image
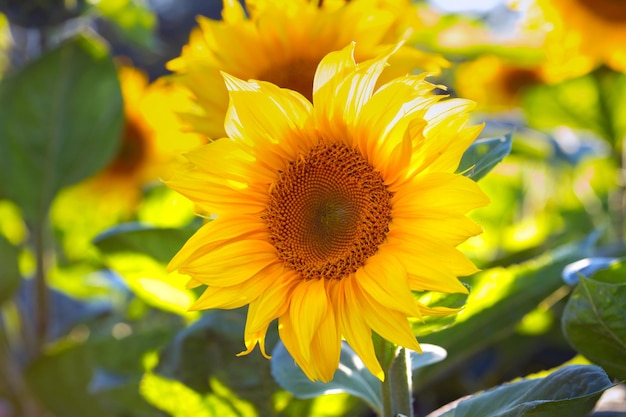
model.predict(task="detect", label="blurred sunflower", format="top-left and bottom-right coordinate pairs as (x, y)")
top-left (167, 0), bottom-right (447, 139)
top-left (519, 0), bottom-right (626, 81)
top-left (166, 44), bottom-right (488, 382)
top-left (455, 55), bottom-right (544, 111)
top-left (51, 64), bottom-right (205, 258)
top-left (58, 64), bottom-right (205, 217)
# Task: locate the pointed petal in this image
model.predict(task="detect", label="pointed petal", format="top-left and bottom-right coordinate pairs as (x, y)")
top-left (245, 269), bottom-right (299, 333)
top-left (289, 278), bottom-right (328, 362)
top-left (177, 239), bottom-right (278, 287)
top-left (168, 216), bottom-right (267, 272)
top-left (356, 255), bottom-right (422, 318)
top-left (332, 278), bottom-right (384, 380)
top-left (189, 263), bottom-right (284, 310)
top-left (351, 281), bottom-right (421, 352)
top-left (391, 173), bottom-right (489, 218)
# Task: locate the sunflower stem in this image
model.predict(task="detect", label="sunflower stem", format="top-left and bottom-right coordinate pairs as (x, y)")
top-left (381, 346), bottom-right (413, 417)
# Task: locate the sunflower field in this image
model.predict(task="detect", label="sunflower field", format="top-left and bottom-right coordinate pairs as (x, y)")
top-left (0, 1), bottom-right (625, 416)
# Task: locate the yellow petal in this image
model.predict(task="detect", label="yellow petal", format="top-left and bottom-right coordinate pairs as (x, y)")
top-left (289, 278), bottom-right (328, 362)
top-left (177, 240), bottom-right (278, 287)
top-left (334, 278), bottom-right (385, 380)
top-left (189, 264), bottom-right (285, 311)
top-left (351, 282), bottom-right (422, 352)
top-left (168, 216), bottom-right (267, 272)
top-left (392, 173), bottom-right (489, 218)
top-left (356, 254), bottom-right (422, 318)
top-left (245, 269), bottom-right (299, 333)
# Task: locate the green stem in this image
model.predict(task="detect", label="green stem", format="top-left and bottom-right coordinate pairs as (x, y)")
top-left (33, 220), bottom-right (50, 356)
top-left (389, 347), bottom-right (413, 417)
top-left (380, 344), bottom-right (414, 417)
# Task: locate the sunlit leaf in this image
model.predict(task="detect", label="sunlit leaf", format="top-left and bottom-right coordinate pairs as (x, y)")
top-left (562, 260), bottom-right (626, 380)
top-left (141, 373), bottom-right (258, 417)
top-left (156, 310), bottom-right (279, 417)
top-left (271, 340), bottom-right (383, 414)
top-left (94, 221), bottom-right (198, 263)
top-left (0, 34), bottom-right (123, 223)
top-left (410, 344), bottom-right (447, 372)
top-left (94, 222), bottom-right (200, 316)
top-left (457, 133), bottom-right (512, 181)
top-left (416, 240), bottom-right (590, 389)
top-left (0, 233), bottom-right (20, 305)
top-left (431, 365), bottom-right (613, 417)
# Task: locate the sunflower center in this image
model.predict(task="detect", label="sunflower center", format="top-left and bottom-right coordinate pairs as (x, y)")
top-left (265, 142), bottom-right (393, 280)
top-left (501, 68), bottom-right (541, 97)
top-left (109, 119), bottom-right (149, 175)
top-left (575, 0), bottom-right (626, 22)
top-left (258, 58), bottom-right (319, 102)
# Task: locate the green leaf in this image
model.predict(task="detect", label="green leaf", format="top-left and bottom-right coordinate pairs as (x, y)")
top-left (94, 222), bottom-right (201, 316)
top-left (415, 241), bottom-right (590, 389)
top-left (271, 340), bottom-right (383, 414)
top-left (410, 344), bottom-right (447, 372)
top-left (457, 134), bottom-right (512, 181)
top-left (433, 365), bottom-right (613, 417)
top-left (0, 34), bottom-right (123, 223)
top-left (94, 221), bottom-right (198, 263)
top-left (0, 233), bottom-right (20, 305)
top-left (155, 310), bottom-right (279, 417)
top-left (141, 372), bottom-right (258, 417)
top-left (562, 260), bottom-right (626, 379)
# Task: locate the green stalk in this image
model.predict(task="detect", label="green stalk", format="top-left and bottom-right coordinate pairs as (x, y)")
top-left (380, 342), bottom-right (414, 417)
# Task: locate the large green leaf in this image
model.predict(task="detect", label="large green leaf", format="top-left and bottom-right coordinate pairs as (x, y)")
top-left (155, 309), bottom-right (279, 417)
top-left (0, 233), bottom-right (20, 305)
top-left (415, 241), bottom-right (589, 389)
top-left (271, 341), bottom-right (447, 416)
top-left (432, 365), bottom-right (613, 417)
top-left (562, 260), bottom-right (626, 380)
top-left (0, 34), bottom-right (123, 223)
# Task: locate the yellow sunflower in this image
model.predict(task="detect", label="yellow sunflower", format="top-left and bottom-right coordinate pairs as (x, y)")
top-left (166, 44), bottom-right (487, 382)
top-left (51, 64), bottom-right (205, 260)
top-left (519, 0), bottom-right (626, 81)
top-left (167, 0), bottom-right (447, 139)
top-left (63, 64), bottom-right (205, 216)
top-left (455, 55), bottom-right (544, 111)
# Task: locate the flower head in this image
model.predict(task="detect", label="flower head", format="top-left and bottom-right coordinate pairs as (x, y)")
top-left (167, 0), bottom-right (447, 139)
top-left (519, 0), bottom-right (626, 81)
top-left (455, 55), bottom-right (544, 111)
top-left (166, 44), bottom-right (488, 382)
top-left (75, 64), bottom-right (205, 214)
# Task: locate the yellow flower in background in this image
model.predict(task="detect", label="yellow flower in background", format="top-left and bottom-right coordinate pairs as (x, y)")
top-left (167, 0), bottom-right (447, 139)
top-left (166, 44), bottom-right (488, 382)
top-left (51, 64), bottom-right (205, 259)
top-left (519, 0), bottom-right (626, 81)
top-left (455, 55), bottom-right (544, 111)
top-left (62, 64), bottom-right (205, 216)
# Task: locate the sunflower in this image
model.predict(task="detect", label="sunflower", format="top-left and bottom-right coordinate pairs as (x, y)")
top-left (166, 44), bottom-right (488, 382)
top-left (167, 0), bottom-right (447, 139)
top-left (61, 64), bottom-right (205, 216)
top-left (455, 55), bottom-right (544, 111)
top-left (519, 0), bottom-right (626, 81)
